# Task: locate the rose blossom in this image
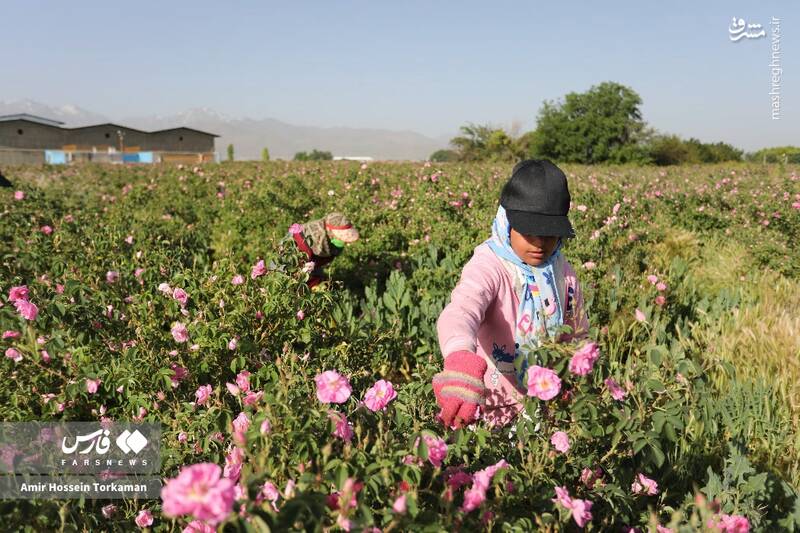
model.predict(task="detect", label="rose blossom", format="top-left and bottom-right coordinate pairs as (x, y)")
top-left (172, 288), bottom-right (189, 307)
top-left (171, 322), bottom-right (189, 343)
top-left (134, 509), bottom-right (153, 527)
top-left (363, 379), bottom-right (397, 411)
top-left (604, 378), bottom-right (628, 400)
top-left (86, 378), bottom-right (102, 394)
top-left (314, 370), bottom-right (351, 404)
top-left (328, 411), bottom-right (354, 442)
top-left (550, 431), bottom-right (570, 453)
top-left (251, 259), bottom-right (266, 279)
top-left (5, 348), bottom-right (22, 362)
top-left (195, 384), bottom-right (213, 406)
top-left (526, 366), bottom-right (561, 400)
top-left (14, 300), bottom-right (38, 321)
top-left (160, 463), bottom-right (235, 526)
top-left (568, 342), bottom-right (600, 376)
top-left (8, 285), bottom-right (29, 302)
top-left (631, 473), bottom-right (659, 495)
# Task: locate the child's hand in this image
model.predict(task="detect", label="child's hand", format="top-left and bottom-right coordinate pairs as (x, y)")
top-left (432, 351), bottom-right (487, 428)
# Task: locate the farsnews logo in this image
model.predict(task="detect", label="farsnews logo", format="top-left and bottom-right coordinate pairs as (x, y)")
top-left (61, 429), bottom-right (148, 455)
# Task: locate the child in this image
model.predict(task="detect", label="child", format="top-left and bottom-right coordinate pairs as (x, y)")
top-left (285, 212), bottom-right (359, 289)
top-left (433, 159), bottom-right (590, 429)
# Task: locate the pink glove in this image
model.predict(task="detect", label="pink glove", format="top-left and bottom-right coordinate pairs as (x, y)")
top-left (432, 350), bottom-right (487, 428)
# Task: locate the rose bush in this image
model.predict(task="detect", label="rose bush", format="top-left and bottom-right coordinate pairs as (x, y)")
top-left (0, 161), bottom-right (798, 530)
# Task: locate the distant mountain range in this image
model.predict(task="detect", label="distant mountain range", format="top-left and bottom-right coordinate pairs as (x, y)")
top-left (0, 99), bottom-right (452, 161)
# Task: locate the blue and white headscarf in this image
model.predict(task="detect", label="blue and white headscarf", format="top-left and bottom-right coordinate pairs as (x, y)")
top-left (484, 204), bottom-right (566, 389)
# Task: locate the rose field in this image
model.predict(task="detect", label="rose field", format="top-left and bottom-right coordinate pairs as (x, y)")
top-left (1, 160), bottom-right (800, 532)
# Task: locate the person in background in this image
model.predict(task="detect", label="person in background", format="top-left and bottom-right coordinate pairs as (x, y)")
top-left (285, 212), bottom-right (359, 290)
top-left (433, 159), bottom-right (590, 429)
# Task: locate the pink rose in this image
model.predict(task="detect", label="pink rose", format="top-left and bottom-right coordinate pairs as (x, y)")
top-left (656, 282), bottom-right (667, 291)
top-left (172, 288), bottom-right (189, 307)
top-left (2, 330), bottom-right (21, 339)
top-left (550, 431), bottom-right (570, 453)
top-left (328, 411), bottom-right (353, 442)
top-left (250, 259), bottom-right (266, 279)
top-left (708, 513), bottom-right (750, 533)
top-left (171, 322), bottom-right (189, 343)
top-left (106, 271), bottom-right (120, 284)
top-left (414, 435), bottom-right (448, 467)
top-left (580, 467), bottom-right (603, 489)
top-left (631, 473), bottom-right (659, 496)
top-left (243, 390), bottom-right (263, 405)
top-left (462, 485), bottom-right (485, 512)
top-left (235, 370), bottom-right (250, 392)
top-left (5, 348), bottom-right (22, 362)
top-left (40, 225), bottom-right (53, 235)
top-left (86, 378), bottom-right (102, 394)
top-left (647, 275), bottom-right (658, 285)
top-left (232, 412), bottom-right (250, 435)
top-left (183, 520), bottom-right (216, 533)
top-left (231, 274), bottom-right (244, 285)
top-left (288, 223), bottom-right (303, 235)
top-left (15, 299), bottom-right (38, 321)
top-left (160, 463), bottom-right (235, 526)
top-left (551, 486), bottom-right (593, 528)
top-left (14, 190), bottom-right (25, 201)
top-left (363, 379), bottom-right (397, 412)
top-left (568, 342), bottom-right (600, 376)
top-left (134, 509), bottom-right (153, 527)
top-left (314, 370), bottom-right (352, 404)
top-left (655, 295), bottom-right (666, 306)
top-left (571, 498), bottom-right (594, 528)
top-left (170, 364), bottom-right (188, 387)
top-left (526, 365), bottom-right (561, 400)
top-left (8, 285), bottom-right (29, 302)
top-left (195, 384), bottom-right (213, 406)
top-left (634, 308), bottom-right (647, 322)
top-left (604, 378), bottom-right (628, 400)
top-left (461, 460), bottom-right (509, 512)
top-left (392, 494), bottom-right (407, 514)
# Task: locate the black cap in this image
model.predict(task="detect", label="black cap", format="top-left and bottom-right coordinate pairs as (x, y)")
top-left (500, 159), bottom-right (575, 238)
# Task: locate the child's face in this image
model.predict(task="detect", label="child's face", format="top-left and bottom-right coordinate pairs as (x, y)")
top-left (509, 228), bottom-right (559, 266)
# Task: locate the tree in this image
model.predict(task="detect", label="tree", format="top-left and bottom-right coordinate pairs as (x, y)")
top-left (647, 135), bottom-right (743, 165)
top-left (261, 147), bottom-right (270, 161)
top-left (532, 81), bottom-right (649, 164)
top-left (429, 149), bottom-right (459, 162)
top-left (227, 144), bottom-right (235, 162)
top-left (294, 149), bottom-right (332, 161)
top-left (746, 146), bottom-right (800, 164)
top-left (449, 123), bottom-right (495, 161)
top-left (512, 130), bottom-right (541, 160)
top-left (648, 134), bottom-right (695, 165)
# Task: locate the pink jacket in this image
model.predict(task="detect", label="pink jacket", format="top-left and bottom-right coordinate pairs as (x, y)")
top-left (436, 242), bottom-right (590, 427)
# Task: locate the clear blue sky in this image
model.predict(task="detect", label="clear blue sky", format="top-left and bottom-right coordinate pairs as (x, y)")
top-left (2, 0), bottom-right (796, 151)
